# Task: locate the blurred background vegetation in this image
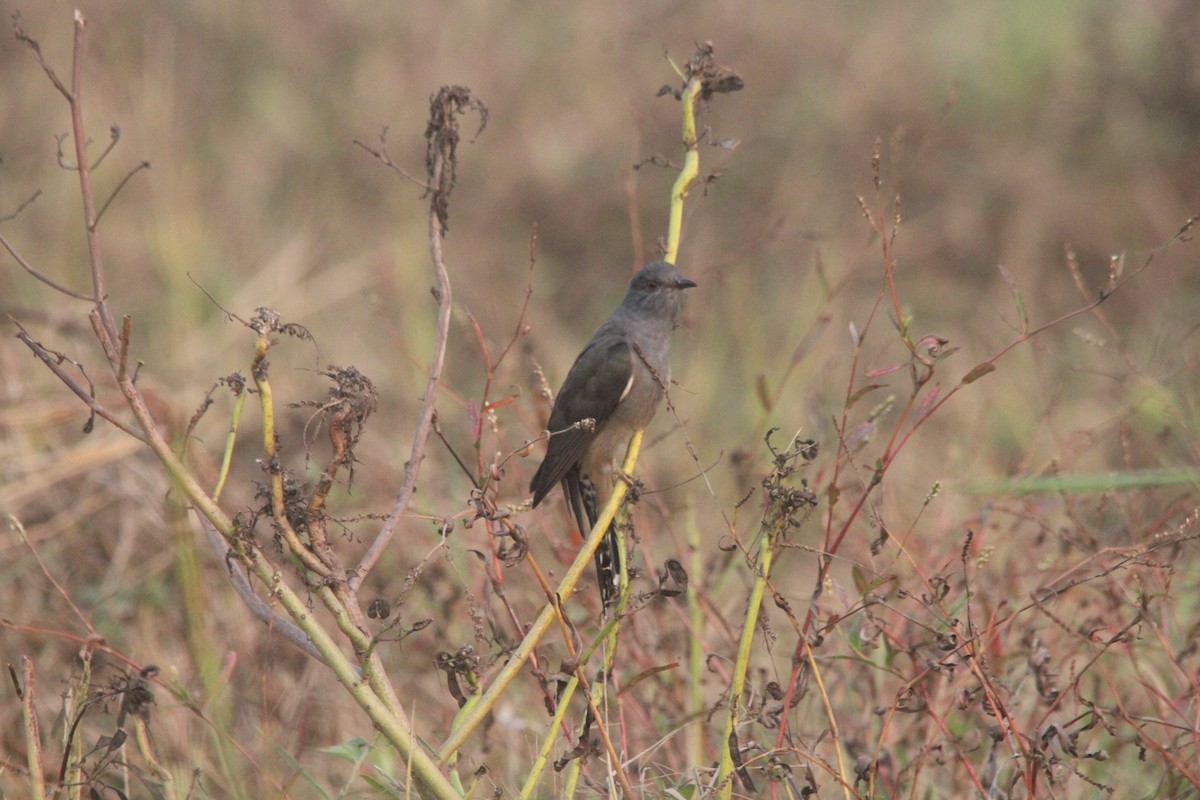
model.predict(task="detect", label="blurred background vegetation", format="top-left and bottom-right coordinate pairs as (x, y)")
top-left (2, 1), bottom-right (1198, 797)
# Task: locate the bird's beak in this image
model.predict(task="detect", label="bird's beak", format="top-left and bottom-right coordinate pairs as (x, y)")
top-left (676, 277), bottom-right (698, 289)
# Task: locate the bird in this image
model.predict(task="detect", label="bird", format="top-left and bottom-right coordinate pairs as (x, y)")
top-left (530, 261), bottom-right (697, 608)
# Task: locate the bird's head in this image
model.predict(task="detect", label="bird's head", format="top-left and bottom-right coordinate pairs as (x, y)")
top-left (621, 261), bottom-right (697, 321)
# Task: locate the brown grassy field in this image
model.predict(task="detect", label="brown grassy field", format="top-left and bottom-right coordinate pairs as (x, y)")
top-left (2, 2), bottom-right (1198, 798)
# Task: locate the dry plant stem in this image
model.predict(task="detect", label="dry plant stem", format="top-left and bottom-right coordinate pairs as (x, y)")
top-left (21, 18), bottom-right (459, 799)
top-left (205, 513), bottom-right (456, 795)
top-left (516, 649), bottom-right (592, 797)
top-left (1102, 664), bottom-right (1200, 788)
top-left (559, 535), bottom-right (637, 798)
top-left (519, 589), bottom-right (632, 799)
top-left (771, 202), bottom-right (1198, 762)
top-left (259, 358), bottom-right (404, 716)
top-left (467, 246), bottom-right (535, 479)
top-left (253, 335), bottom-right (335, 578)
top-left (878, 213), bottom-right (1199, 467)
top-left (881, 530), bottom-right (1019, 792)
top-left (17, 658), bottom-right (46, 800)
top-left (63, 14), bottom-right (117, 348)
top-left (12, 322), bottom-right (146, 441)
top-left (563, 664), bottom-right (633, 799)
top-left (250, 342), bottom-right (408, 720)
top-left (803, 642), bottom-right (852, 800)
top-left (234, 543), bottom-right (459, 799)
top-left (862, 534), bottom-right (1197, 796)
top-left (10, 515), bottom-right (102, 639)
top-left (0, 230), bottom-right (95, 300)
top-left (437, 431), bottom-right (644, 764)
top-left (769, 276), bottom-right (887, 755)
top-left (520, 548), bottom-right (599, 728)
top-left (842, 224), bottom-right (1200, 793)
top-left (316, 580), bottom-right (410, 724)
top-left (1111, 597), bottom-right (1200, 715)
top-left (353, 139), bottom-right (455, 592)
top-left (194, 513), bottom-right (325, 663)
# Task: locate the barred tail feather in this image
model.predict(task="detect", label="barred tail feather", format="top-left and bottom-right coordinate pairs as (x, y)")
top-left (594, 522), bottom-right (621, 609)
top-left (566, 468), bottom-right (622, 609)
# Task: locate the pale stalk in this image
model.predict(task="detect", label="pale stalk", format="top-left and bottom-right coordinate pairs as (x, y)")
top-left (437, 432), bottom-right (644, 763)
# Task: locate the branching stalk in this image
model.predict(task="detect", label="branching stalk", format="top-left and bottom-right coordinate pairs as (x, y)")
top-left (437, 431), bottom-right (644, 763)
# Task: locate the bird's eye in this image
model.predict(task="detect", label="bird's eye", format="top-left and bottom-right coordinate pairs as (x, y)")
top-left (645, 280), bottom-right (659, 290)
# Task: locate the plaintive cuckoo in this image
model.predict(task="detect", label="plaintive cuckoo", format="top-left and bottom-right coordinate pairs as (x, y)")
top-left (530, 261), bottom-right (697, 608)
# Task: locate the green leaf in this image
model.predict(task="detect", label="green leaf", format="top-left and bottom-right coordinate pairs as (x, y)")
top-left (997, 263), bottom-right (1027, 328)
top-left (846, 383), bottom-right (886, 410)
top-left (316, 736), bottom-right (371, 762)
top-left (963, 467), bottom-right (1200, 495)
top-left (852, 565), bottom-right (870, 596)
top-left (276, 749), bottom-right (331, 800)
top-left (755, 373), bottom-right (772, 411)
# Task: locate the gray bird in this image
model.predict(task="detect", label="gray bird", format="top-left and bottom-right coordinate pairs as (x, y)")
top-left (530, 261), bottom-right (697, 608)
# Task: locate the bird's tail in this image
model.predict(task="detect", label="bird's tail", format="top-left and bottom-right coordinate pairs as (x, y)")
top-left (566, 469), bottom-right (621, 610)
top-left (593, 521), bottom-right (621, 611)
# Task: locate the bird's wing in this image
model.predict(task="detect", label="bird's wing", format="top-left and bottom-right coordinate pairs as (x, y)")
top-left (530, 334), bottom-right (634, 505)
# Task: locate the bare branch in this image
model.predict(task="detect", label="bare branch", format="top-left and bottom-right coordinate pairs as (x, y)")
top-left (62, 11), bottom-right (119, 346)
top-left (353, 87), bottom-right (484, 590)
top-left (10, 317), bottom-right (145, 441)
top-left (353, 127), bottom-right (429, 189)
top-left (116, 315), bottom-right (131, 383)
top-left (0, 189), bottom-right (43, 224)
top-left (12, 14), bottom-right (72, 101)
top-left (54, 132), bottom-right (78, 170)
top-left (186, 272), bottom-right (251, 325)
top-left (90, 124), bottom-right (121, 171)
top-left (95, 160), bottom-right (151, 225)
top-left (0, 230), bottom-right (94, 301)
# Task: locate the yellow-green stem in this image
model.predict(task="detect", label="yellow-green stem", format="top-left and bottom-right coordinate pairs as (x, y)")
top-left (438, 431), bottom-right (644, 763)
top-left (519, 594), bottom-right (628, 798)
top-left (666, 77), bottom-right (701, 265)
top-left (518, 669), bottom-right (582, 800)
top-left (716, 531), bottom-right (774, 797)
top-left (110, 370), bottom-right (458, 797)
top-left (213, 384), bottom-right (246, 502)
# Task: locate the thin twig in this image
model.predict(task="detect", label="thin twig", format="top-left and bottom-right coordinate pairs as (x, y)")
top-left (0, 188), bottom-right (43, 224)
top-left (66, 11), bottom-right (119, 345)
top-left (13, 16), bottom-right (72, 101)
top-left (353, 129), bottom-right (430, 190)
top-left (353, 90), bottom-right (476, 590)
top-left (117, 315), bottom-right (131, 383)
top-left (95, 160), bottom-right (151, 225)
top-left (0, 230), bottom-right (94, 300)
top-left (9, 514), bottom-right (103, 638)
top-left (11, 318), bottom-right (146, 441)
top-left (89, 124), bottom-right (120, 171)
